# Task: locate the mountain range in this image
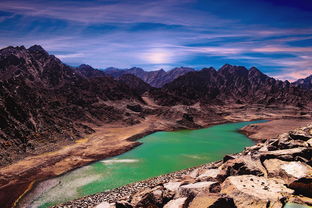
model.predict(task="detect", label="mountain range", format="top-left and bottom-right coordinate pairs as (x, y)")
top-left (104, 66), bottom-right (194, 88)
top-left (0, 45), bottom-right (312, 166)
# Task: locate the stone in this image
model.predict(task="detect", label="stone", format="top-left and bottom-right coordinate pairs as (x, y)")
top-left (188, 193), bottom-right (236, 208)
top-left (289, 178), bottom-right (312, 197)
top-left (115, 201), bottom-right (132, 208)
top-left (196, 168), bottom-right (221, 181)
top-left (259, 147), bottom-right (312, 162)
top-left (221, 175), bottom-right (293, 208)
top-left (94, 202), bottom-right (113, 208)
top-left (177, 181), bottom-right (220, 197)
top-left (163, 197), bottom-right (187, 208)
top-left (189, 169), bottom-right (199, 178)
top-left (219, 155), bottom-right (266, 178)
top-left (164, 181), bottom-right (183, 192)
top-left (263, 159), bottom-right (312, 184)
top-left (289, 129), bottom-right (311, 141)
top-left (178, 175), bottom-right (196, 185)
top-left (130, 186), bottom-right (173, 207)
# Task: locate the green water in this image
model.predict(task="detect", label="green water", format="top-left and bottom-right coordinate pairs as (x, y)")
top-left (284, 203), bottom-right (312, 208)
top-left (20, 120), bottom-right (266, 208)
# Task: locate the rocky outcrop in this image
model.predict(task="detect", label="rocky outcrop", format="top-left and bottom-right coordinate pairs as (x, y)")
top-left (59, 124), bottom-right (312, 208)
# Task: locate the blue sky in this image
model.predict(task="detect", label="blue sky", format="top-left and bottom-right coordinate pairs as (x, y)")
top-left (0, 0), bottom-right (312, 81)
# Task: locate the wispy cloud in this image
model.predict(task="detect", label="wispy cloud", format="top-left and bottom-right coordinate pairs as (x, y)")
top-left (0, 0), bottom-right (312, 80)
top-left (0, 0), bottom-right (224, 26)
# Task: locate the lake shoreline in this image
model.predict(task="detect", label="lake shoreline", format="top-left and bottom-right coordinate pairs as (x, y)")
top-left (53, 122), bottom-right (312, 208)
top-left (2, 115), bottom-right (308, 208)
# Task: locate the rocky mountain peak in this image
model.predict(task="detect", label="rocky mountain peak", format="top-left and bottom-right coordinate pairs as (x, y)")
top-left (169, 67), bottom-right (194, 74)
top-left (27, 45), bottom-right (48, 56)
top-left (78, 64), bottom-right (93, 70)
top-left (0, 46), bottom-right (28, 58)
top-left (77, 64), bottom-right (107, 78)
top-left (248, 67), bottom-right (267, 79)
top-left (201, 67), bottom-right (216, 73)
top-left (293, 74), bottom-right (312, 89)
top-left (128, 67), bottom-right (145, 73)
top-left (219, 64), bottom-right (248, 75)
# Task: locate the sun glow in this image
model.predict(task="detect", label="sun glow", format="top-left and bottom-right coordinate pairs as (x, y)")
top-left (145, 49), bottom-right (171, 64)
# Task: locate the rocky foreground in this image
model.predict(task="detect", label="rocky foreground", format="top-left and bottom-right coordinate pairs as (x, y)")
top-left (55, 124), bottom-right (312, 208)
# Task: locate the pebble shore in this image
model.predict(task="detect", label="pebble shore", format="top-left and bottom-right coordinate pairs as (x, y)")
top-left (53, 161), bottom-right (221, 208)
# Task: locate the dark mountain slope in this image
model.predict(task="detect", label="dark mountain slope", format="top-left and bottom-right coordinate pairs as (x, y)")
top-left (0, 45), bottom-right (143, 165)
top-left (116, 74), bottom-right (152, 95)
top-left (150, 64), bottom-right (311, 106)
top-left (293, 74), bottom-right (312, 89)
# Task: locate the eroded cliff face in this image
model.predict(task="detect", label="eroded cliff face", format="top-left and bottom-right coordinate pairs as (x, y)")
top-left (59, 124), bottom-right (312, 208)
top-left (0, 45), bottom-right (144, 166)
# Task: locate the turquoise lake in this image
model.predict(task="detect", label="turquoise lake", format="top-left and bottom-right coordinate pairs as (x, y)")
top-left (20, 120), bottom-right (267, 208)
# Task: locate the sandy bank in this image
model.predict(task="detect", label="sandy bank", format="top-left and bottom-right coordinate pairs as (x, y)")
top-left (240, 119), bottom-right (312, 141)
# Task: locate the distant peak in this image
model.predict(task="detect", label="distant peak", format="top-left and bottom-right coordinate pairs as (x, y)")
top-left (170, 67), bottom-right (194, 72)
top-left (78, 64), bottom-right (93, 69)
top-left (28, 45), bottom-right (48, 55)
top-left (128, 67), bottom-right (144, 72)
top-left (0, 45), bottom-right (26, 54)
top-left (202, 67), bottom-right (216, 72)
top-left (248, 67), bottom-right (267, 78)
top-left (219, 64), bottom-right (247, 73)
top-left (249, 66), bottom-right (261, 72)
top-left (221, 64), bottom-right (233, 68)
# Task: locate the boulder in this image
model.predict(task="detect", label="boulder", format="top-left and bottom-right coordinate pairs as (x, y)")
top-left (196, 168), bottom-right (221, 182)
top-left (259, 147), bottom-right (312, 162)
top-left (218, 155), bottom-right (266, 179)
top-left (178, 175), bottom-right (196, 185)
top-left (189, 169), bottom-right (199, 178)
top-left (265, 132), bottom-right (311, 150)
top-left (177, 181), bottom-right (220, 197)
top-left (289, 128), bottom-right (311, 141)
top-left (289, 178), bottom-right (312, 197)
top-left (221, 175), bottom-right (293, 208)
top-left (164, 181), bottom-right (183, 192)
top-left (263, 159), bottom-right (312, 184)
top-left (115, 201), bottom-right (132, 208)
top-left (188, 193), bottom-right (236, 208)
top-left (130, 186), bottom-right (173, 208)
top-left (94, 202), bottom-right (114, 208)
top-left (163, 197), bottom-right (187, 208)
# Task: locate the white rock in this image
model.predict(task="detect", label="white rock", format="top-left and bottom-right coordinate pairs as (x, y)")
top-left (164, 197), bottom-right (187, 208)
top-left (189, 169), bottom-right (200, 178)
top-left (178, 181), bottom-right (218, 197)
top-left (281, 162), bottom-right (310, 178)
top-left (197, 169), bottom-right (220, 180)
top-left (221, 175), bottom-right (293, 208)
top-left (94, 201), bottom-right (113, 208)
top-left (164, 181), bottom-right (183, 192)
